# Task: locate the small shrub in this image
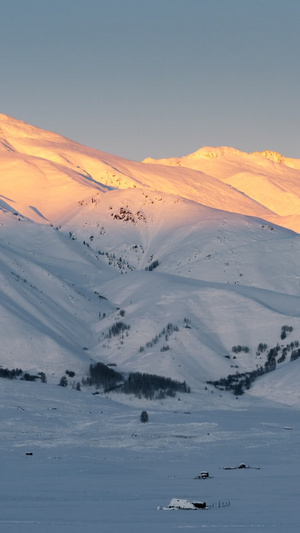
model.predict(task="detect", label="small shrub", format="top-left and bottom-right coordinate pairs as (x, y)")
top-left (256, 343), bottom-right (268, 355)
top-left (38, 372), bottom-right (47, 383)
top-left (58, 376), bottom-right (68, 387)
top-left (160, 345), bottom-right (170, 352)
top-left (140, 410), bottom-right (149, 423)
top-left (281, 325), bottom-right (293, 340)
top-left (145, 259), bottom-right (159, 271)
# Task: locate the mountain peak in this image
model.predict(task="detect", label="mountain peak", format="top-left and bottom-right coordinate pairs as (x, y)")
top-left (0, 113), bottom-right (59, 141)
top-left (251, 150), bottom-right (285, 163)
top-left (0, 113), bottom-right (11, 120)
top-left (185, 146), bottom-right (242, 160)
top-left (2, 115), bottom-right (300, 231)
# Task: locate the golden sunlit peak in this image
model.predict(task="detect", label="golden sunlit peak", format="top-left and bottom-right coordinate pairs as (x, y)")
top-left (185, 146), bottom-right (242, 161)
top-left (251, 150), bottom-right (300, 170)
top-left (251, 150), bottom-right (285, 163)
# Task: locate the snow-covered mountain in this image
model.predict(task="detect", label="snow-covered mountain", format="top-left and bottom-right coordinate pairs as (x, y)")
top-left (145, 146), bottom-right (300, 232)
top-left (1, 114), bottom-right (300, 408)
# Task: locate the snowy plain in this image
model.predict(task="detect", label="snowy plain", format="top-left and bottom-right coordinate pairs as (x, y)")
top-left (2, 115), bottom-right (300, 531)
top-left (1, 378), bottom-right (300, 532)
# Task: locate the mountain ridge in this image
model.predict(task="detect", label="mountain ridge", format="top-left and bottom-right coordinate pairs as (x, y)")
top-left (0, 114), bottom-right (286, 222)
top-left (1, 114), bottom-right (300, 408)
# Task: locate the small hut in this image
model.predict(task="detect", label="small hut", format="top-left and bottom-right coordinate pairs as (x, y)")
top-left (167, 498), bottom-right (206, 510)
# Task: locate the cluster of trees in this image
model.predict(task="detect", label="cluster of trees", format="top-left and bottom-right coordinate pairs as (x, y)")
top-left (66, 370), bottom-right (75, 378)
top-left (106, 321), bottom-right (130, 338)
top-left (0, 368), bottom-right (47, 383)
top-left (208, 326), bottom-right (299, 396)
top-left (184, 318), bottom-right (192, 328)
top-left (118, 372), bottom-right (190, 400)
top-left (112, 207), bottom-right (135, 223)
top-left (22, 373), bottom-right (39, 382)
top-left (136, 211), bottom-right (146, 223)
top-left (0, 367), bottom-right (23, 379)
top-left (82, 362), bottom-right (190, 400)
top-left (83, 362), bottom-right (123, 390)
top-left (208, 346), bottom-right (280, 395)
top-left (281, 325), bottom-right (293, 340)
top-left (263, 345), bottom-right (280, 372)
top-left (290, 348), bottom-right (300, 361)
top-left (207, 367), bottom-right (265, 396)
top-left (97, 251), bottom-right (134, 273)
top-left (163, 323), bottom-right (179, 340)
top-left (256, 343), bottom-right (268, 355)
top-left (232, 345), bottom-right (249, 354)
top-left (58, 375), bottom-right (81, 390)
top-left (277, 341), bottom-right (299, 363)
top-left (139, 322), bottom-right (180, 353)
top-left (59, 376), bottom-right (68, 387)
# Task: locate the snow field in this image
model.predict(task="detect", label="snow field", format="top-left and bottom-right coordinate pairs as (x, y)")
top-left (0, 379), bottom-right (300, 532)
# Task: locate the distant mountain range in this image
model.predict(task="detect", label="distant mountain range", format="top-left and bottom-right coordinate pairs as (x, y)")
top-left (1, 114), bottom-right (300, 407)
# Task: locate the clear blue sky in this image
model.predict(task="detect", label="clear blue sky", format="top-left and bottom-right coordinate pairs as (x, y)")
top-left (2, 0), bottom-right (300, 161)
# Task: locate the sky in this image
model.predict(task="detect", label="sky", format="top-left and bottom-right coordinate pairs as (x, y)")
top-left (1, 0), bottom-right (300, 161)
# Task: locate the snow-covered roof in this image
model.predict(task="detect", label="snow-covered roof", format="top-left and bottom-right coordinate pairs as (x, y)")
top-left (169, 498), bottom-right (197, 510)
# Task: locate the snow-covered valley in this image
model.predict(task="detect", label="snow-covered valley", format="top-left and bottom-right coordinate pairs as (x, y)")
top-left (1, 378), bottom-right (300, 532)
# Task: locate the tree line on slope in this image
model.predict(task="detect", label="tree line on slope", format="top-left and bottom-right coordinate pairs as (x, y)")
top-left (207, 326), bottom-right (299, 396)
top-left (0, 368), bottom-right (46, 382)
top-left (0, 361), bottom-right (190, 401)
